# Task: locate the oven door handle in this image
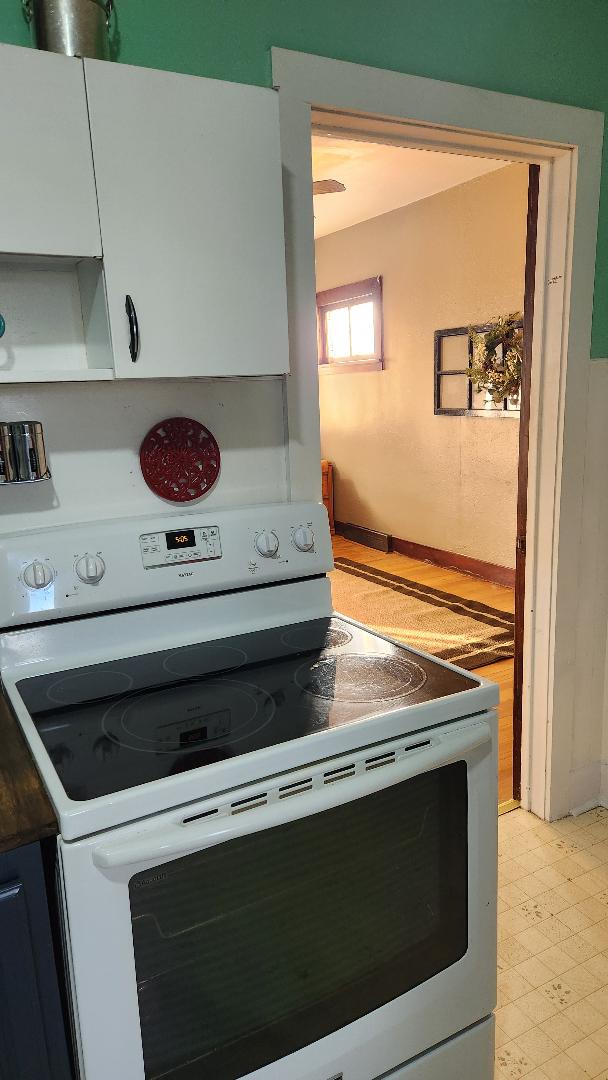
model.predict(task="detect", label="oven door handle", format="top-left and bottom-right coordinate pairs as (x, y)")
top-left (92, 720), bottom-right (492, 871)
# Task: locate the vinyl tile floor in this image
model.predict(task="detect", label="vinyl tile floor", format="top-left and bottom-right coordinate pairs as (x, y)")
top-left (495, 806), bottom-right (608, 1078)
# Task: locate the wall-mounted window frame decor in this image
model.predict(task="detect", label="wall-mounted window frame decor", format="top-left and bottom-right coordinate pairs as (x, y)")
top-left (434, 321), bottom-right (523, 416)
top-left (317, 276), bottom-right (383, 373)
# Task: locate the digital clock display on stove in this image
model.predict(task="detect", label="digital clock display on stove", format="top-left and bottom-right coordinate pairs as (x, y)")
top-left (165, 529), bottom-right (196, 550)
top-left (140, 525), bottom-right (222, 568)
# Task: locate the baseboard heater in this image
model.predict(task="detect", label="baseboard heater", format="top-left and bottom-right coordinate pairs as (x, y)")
top-left (337, 521), bottom-right (392, 553)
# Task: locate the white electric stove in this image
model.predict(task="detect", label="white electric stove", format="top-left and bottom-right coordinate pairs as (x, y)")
top-left (0, 501), bottom-right (497, 1080)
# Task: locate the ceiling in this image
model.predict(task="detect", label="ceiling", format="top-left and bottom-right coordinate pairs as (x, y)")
top-left (311, 134), bottom-right (509, 238)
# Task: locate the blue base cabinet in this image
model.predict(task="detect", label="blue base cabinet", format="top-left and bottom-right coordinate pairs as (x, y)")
top-left (0, 842), bottom-right (72, 1080)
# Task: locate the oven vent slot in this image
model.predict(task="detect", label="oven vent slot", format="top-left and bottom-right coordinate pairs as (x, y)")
top-left (279, 778), bottom-right (314, 799)
top-left (182, 807), bottom-right (219, 825)
top-left (365, 750), bottom-right (396, 771)
top-left (323, 763), bottom-right (356, 784)
top-left (402, 739), bottom-right (432, 754)
top-left (231, 793), bottom-right (268, 815)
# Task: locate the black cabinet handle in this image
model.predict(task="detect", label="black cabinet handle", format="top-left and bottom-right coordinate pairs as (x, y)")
top-left (125, 295), bottom-right (140, 362)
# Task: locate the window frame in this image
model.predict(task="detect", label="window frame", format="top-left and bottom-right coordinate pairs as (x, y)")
top-left (317, 276), bottom-right (384, 373)
top-left (434, 321), bottom-right (523, 417)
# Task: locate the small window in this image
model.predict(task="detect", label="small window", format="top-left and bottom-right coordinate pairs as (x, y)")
top-left (317, 277), bottom-right (383, 372)
top-left (434, 323), bottom-right (522, 416)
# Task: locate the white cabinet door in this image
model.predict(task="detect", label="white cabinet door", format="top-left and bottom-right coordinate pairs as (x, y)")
top-left (0, 45), bottom-right (101, 257)
top-left (84, 60), bottom-right (289, 378)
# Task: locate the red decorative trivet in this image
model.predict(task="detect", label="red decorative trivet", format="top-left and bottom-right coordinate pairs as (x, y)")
top-left (139, 417), bottom-right (220, 502)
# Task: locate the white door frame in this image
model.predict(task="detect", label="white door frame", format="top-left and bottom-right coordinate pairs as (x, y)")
top-left (272, 47), bottom-right (604, 820)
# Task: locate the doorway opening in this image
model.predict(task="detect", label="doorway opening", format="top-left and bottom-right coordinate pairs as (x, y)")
top-left (273, 46), bottom-right (603, 821)
top-left (311, 124), bottom-right (539, 809)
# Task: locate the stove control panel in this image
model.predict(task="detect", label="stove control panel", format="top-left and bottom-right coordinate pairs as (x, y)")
top-left (0, 501), bottom-right (333, 627)
top-left (140, 526), bottom-right (222, 569)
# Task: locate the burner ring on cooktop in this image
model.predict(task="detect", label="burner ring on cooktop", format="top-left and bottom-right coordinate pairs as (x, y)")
top-left (101, 679), bottom-right (276, 754)
top-left (46, 669), bottom-right (134, 707)
top-left (294, 654), bottom-right (427, 702)
top-left (162, 644), bottom-right (248, 679)
top-left (281, 619), bottom-right (353, 652)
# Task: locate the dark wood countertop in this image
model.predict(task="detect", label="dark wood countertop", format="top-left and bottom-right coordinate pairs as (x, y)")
top-left (0, 687), bottom-right (57, 854)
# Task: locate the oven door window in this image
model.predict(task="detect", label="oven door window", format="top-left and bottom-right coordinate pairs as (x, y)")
top-left (129, 762), bottom-right (468, 1080)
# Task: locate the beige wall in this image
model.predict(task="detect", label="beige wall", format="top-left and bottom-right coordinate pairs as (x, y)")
top-left (316, 163), bottom-right (529, 569)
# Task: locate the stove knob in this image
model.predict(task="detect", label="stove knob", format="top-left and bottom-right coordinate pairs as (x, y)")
top-left (23, 560), bottom-right (55, 590)
top-left (255, 530), bottom-right (279, 558)
top-left (75, 554), bottom-right (106, 584)
top-left (292, 526), bottom-right (315, 552)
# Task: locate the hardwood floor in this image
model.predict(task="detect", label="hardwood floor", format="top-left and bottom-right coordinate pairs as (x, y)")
top-left (331, 535), bottom-right (515, 804)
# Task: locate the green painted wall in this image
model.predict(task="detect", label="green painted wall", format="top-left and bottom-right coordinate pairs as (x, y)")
top-left (4, 1), bottom-right (608, 354)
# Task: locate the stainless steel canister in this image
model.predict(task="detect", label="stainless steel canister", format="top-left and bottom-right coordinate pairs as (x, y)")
top-left (0, 424), bottom-right (17, 485)
top-left (23, 0), bottom-right (113, 60)
top-left (11, 422), bottom-right (51, 483)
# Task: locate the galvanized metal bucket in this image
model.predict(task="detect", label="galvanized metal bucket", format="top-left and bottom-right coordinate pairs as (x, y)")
top-left (22, 0), bottom-right (113, 60)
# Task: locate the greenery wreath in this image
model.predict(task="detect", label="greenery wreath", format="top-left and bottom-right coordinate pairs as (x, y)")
top-left (468, 313), bottom-right (523, 405)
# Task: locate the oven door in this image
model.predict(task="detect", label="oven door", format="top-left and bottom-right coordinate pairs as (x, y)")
top-left (58, 711), bottom-right (497, 1080)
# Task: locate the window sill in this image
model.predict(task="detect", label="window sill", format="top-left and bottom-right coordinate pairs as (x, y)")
top-left (319, 360), bottom-right (384, 374)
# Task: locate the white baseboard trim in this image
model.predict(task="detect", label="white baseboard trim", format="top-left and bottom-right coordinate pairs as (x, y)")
top-left (568, 760), bottom-right (602, 818)
top-left (598, 762), bottom-right (608, 809)
top-left (572, 797), bottom-right (605, 817)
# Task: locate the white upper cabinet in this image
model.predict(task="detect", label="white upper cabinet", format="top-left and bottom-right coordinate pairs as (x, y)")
top-left (84, 60), bottom-right (290, 378)
top-left (0, 44), bottom-right (101, 257)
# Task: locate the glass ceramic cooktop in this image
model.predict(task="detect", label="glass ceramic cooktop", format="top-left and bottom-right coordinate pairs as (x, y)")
top-left (15, 617), bottom-right (477, 802)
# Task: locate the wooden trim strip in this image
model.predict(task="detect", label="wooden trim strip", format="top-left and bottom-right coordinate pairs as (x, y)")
top-left (335, 521), bottom-right (515, 587)
top-left (512, 163), bottom-right (540, 803)
top-left (391, 536), bottom-right (515, 588)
